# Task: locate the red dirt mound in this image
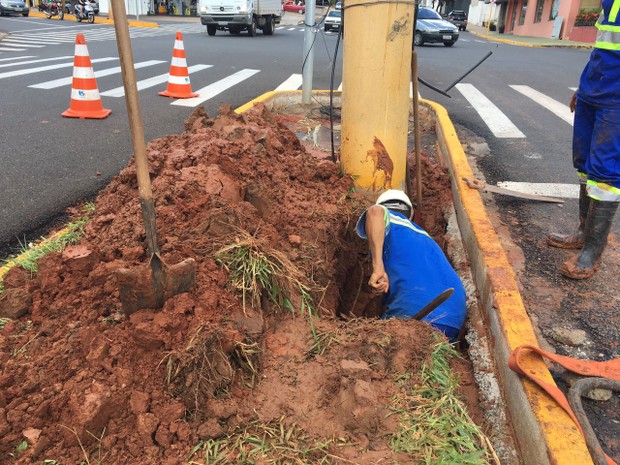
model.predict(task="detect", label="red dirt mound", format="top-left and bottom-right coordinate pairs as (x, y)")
top-left (0, 104), bottom-right (474, 465)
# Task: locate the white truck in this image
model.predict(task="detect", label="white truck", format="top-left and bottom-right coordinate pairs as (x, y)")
top-left (199, 0), bottom-right (282, 36)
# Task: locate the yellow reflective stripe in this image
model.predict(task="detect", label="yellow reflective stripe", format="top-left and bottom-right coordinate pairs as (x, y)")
top-left (388, 213), bottom-right (431, 237)
top-left (596, 22), bottom-right (620, 31)
top-left (595, 40), bottom-right (620, 50)
top-left (587, 180), bottom-right (620, 201)
top-left (577, 172), bottom-right (588, 180)
top-left (610, 0), bottom-right (620, 22)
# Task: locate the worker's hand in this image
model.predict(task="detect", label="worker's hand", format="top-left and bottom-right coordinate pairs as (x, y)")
top-left (570, 92), bottom-right (577, 113)
top-left (368, 269), bottom-right (389, 295)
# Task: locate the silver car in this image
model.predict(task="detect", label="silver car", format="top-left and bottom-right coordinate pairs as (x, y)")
top-left (0, 0), bottom-right (29, 16)
top-left (415, 6), bottom-right (459, 47)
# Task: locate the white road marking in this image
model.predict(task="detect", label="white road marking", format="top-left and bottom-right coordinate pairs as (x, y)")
top-left (569, 87), bottom-right (577, 91)
top-left (30, 60), bottom-right (166, 89)
top-left (510, 85), bottom-right (574, 126)
top-left (0, 55), bottom-right (36, 62)
top-left (496, 182), bottom-right (580, 199)
top-left (100, 64), bottom-right (211, 97)
top-left (455, 83), bottom-right (525, 138)
top-left (0, 47), bottom-right (27, 51)
top-left (171, 68), bottom-right (260, 107)
top-left (0, 55), bottom-right (72, 69)
top-left (0, 57), bottom-right (116, 80)
top-left (1, 41), bottom-right (46, 48)
top-left (287, 27), bottom-right (296, 30)
top-left (276, 73), bottom-right (302, 90)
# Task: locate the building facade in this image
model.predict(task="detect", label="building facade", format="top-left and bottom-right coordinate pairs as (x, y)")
top-left (468, 0), bottom-right (600, 41)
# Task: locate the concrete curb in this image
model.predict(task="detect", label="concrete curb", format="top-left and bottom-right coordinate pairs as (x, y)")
top-left (469, 30), bottom-right (594, 48)
top-left (0, 89), bottom-right (595, 465)
top-left (28, 9), bottom-right (158, 27)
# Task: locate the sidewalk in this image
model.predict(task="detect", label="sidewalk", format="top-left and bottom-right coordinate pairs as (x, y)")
top-left (467, 23), bottom-right (594, 48)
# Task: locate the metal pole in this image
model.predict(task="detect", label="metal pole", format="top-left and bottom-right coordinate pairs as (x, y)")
top-left (301, 0), bottom-right (316, 104)
top-left (135, 0), bottom-right (139, 21)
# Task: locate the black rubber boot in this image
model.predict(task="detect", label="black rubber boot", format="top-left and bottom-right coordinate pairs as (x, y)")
top-left (547, 183), bottom-right (590, 249)
top-left (560, 200), bottom-right (619, 279)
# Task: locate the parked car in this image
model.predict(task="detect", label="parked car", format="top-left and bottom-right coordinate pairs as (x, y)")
top-left (414, 6), bottom-right (458, 47)
top-left (282, 1), bottom-right (304, 13)
top-left (324, 9), bottom-right (340, 30)
top-left (0, 0), bottom-right (29, 16)
top-left (446, 9), bottom-right (467, 30)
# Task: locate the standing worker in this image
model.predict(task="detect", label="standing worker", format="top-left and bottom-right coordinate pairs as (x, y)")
top-left (547, 0), bottom-right (620, 279)
top-left (356, 190), bottom-right (467, 342)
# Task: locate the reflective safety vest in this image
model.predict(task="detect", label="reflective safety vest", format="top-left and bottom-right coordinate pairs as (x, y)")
top-left (595, 0), bottom-right (620, 51)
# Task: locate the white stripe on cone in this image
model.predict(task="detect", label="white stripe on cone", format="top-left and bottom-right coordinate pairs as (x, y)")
top-left (73, 67), bottom-right (95, 79)
top-left (74, 44), bottom-right (90, 56)
top-left (71, 88), bottom-right (102, 100)
top-left (171, 56), bottom-right (188, 67)
top-left (174, 40), bottom-right (184, 50)
top-left (168, 75), bottom-right (191, 85)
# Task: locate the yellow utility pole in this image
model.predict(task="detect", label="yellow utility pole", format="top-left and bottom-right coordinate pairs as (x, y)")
top-left (340, 0), bottom-right (413, 193)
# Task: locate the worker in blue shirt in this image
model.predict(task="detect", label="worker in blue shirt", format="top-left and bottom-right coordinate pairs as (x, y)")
top-left (547, 0), bottom-right (620, 279)
top-left (355, 190), bottom-right (467, 341)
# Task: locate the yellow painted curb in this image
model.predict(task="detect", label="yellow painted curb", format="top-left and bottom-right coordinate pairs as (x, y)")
top-left (27, 9), bottom-right (157, 27)
top-left (0, 227), bottom-right (71, 282)
top-left (471, 31), bottom-right (593, 48)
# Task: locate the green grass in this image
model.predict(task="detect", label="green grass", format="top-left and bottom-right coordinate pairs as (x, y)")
top-left (388, 336), bottom-right (496, 465)
top-left (215, 233), bottom-right (317, 317)
top-left (0, 204), bottom-right (94, 294)
top-left (187, 418), bottom-right (350, 465)
top-left (0, 318), bottom-right (11, 330)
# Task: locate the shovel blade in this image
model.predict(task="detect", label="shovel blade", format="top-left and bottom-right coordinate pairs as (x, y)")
top-left (116, 256), bottom-right (196, 315)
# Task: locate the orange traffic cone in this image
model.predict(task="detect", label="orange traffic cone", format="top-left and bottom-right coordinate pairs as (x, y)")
top-left (62, 34), bottom-right (111, 119)
top-left (159, 32), bottom-right (198, 99)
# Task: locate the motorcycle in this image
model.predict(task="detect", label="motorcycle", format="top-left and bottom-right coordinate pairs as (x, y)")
top-left (74, 2), bottom-right (94, 23)
top-left (43, 0), bottom-right (64, 19)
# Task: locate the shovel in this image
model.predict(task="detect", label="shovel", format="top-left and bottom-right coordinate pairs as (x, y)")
top-left (110, 0), bottom-right (196, 315)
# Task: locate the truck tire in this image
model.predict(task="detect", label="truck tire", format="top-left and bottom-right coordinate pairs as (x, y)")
top-left (263, 15), bottom-right (274, 35)
top-left (248, 18), bottom-right (256, 36)
top-left (207, 25), bottom-right (216, 36)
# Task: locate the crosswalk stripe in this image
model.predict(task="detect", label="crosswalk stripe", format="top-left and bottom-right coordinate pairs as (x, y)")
top-left (569, 87), bottom-right (577, 91)
top-left (171, 68), bottom-right (260, 107)
top-left (276, 73), bottom-right (302, 90)
top-left (100, 64), bottom-right (212, 97)
top-left (0, 57), bottom-right (116, 80)
top-left (1, 41), bottom-right (46, 48)
top-left (496, 182), bottom-right (579, 199)
top-left (287, 27), bottom-right (296, 30)
top-left (29, 60), bottom-right (166, 89)
top-left (509, 85), bottom-right (574, 126)
top-left (0, 47), bottom-right (27, 51)
top-left (0, 55), bottom-right (72, 69)
top-left (456, 83), bottom-right (526, 138)
top-left (0, 55), bottom-right (36, 62)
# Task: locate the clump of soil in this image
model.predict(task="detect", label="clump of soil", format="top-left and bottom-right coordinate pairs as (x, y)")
top-left (0, 104), bottom-right (474, 464)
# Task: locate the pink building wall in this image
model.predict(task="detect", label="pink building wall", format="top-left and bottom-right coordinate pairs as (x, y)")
top-left (505, 0), bottom-right (596, 41)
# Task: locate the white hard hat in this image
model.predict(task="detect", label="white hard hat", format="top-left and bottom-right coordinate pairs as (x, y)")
top-left (375, 189), bottom-right (414, 211)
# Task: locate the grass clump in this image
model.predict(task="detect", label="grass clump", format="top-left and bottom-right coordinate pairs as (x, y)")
top-left (0, 204), bottom-right (94, 294)
top-left (388, 335), bottom-right (498, 465)
top-left (215, 232), bottom-right (317, 317)
top-left (187, 418), bottom-right (349, 465)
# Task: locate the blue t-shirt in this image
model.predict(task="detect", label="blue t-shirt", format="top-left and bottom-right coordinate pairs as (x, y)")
top-left (577, 0), bottom-right (620, 108)
top-left (355, 207), bottom-right (466, 330)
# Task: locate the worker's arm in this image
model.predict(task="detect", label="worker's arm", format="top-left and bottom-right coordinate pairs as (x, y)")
top-left (365, 205), bottom-right (389, 294)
